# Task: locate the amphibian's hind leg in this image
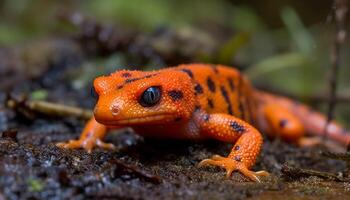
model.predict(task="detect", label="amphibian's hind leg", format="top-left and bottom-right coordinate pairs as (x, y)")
top-left (196, 112), bottom-right (269, 182)
top-left (262, 104), bottom-right (319, 146)
top-left (56, 117), bottom-right (116, 153)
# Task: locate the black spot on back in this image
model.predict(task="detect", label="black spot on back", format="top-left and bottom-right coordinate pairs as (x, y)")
top-left (194, 83), bottom-right (203, 95)
top-left (119, 73), bottom-right (159, 88)
top-left (234, 145), bottom-right (240, 151)
top-left (144, 74), bottom-right (154, 79)
top-left (230, 121), bottom-right (245, 134)
top-left (121, 72), bottom-right (132, 78)
top-left (180, 69), bottom-right (194, 78)
top-left (174, 117), bottom-right (182, 122)
top-left (125, 78), bottom-right (139, 83)
top-left (220, 86), bottom-right (233, 115)
top-left (246, 100), bottom-right (255, 124)
top-left (211, 65), bottom-right (219, 73)
top-left (168, 90), bottom-right (184, 101)
top-left (234, 155), bottom-right (241, 162)
top-left (125, 73), bottom-right (158, 84)
top-left (279, 119), bottom-right (288, 128)
top-left (207, 98), bottom-right (214, 108)
top-left (239, 101), bottom-right (245, 120)
top-left (228, 78), bottom-right (235, 91)
top-left (207, 77), bottom-right (216, 92)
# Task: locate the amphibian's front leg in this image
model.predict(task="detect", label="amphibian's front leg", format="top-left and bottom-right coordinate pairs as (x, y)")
top-left (196, 112), bottom-right (269, 182)
top-left (56, 117), bottom-right (116, 153)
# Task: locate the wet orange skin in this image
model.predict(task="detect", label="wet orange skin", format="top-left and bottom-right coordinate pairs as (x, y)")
top-left (57, 64), bottom-right (350, 182)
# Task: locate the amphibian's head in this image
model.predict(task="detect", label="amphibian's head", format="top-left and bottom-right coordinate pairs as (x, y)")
top-left (92, 69), bottom-right (196, 126)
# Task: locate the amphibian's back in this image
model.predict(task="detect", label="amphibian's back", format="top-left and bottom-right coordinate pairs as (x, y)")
top-left (170, 64), bottom-right (257, 124)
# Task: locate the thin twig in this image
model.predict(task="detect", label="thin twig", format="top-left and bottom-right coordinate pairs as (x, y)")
top-left (324, 0), bottom-right (348, 139)
top-left (109, 159), bottom-right (162, 184)
top-left (322, 150), bottom-right (350, 175)
top-left (6, 94), bottom-right (92, 120)
top-left (321, 151), bottom-right (350, 161)
top-left (281, 163), bottom-right (347, 182)
top-left (26, 100), bottom-right (93, 120)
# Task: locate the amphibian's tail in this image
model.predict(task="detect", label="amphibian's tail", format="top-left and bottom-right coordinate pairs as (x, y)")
top-left (257, 91), bottom-right (350, 146)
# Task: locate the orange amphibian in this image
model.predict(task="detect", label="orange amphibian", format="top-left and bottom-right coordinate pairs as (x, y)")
top-left (57, 64), bottom-right (350, 182)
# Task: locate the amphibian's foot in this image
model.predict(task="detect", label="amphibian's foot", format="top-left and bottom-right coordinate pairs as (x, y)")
top-left (56, 138), bottom-right (115, 153)
top-left (198, 155), bottom-right (269, 182)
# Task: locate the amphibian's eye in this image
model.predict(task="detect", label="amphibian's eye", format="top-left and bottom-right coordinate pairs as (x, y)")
top-left (139, 86), bottom-right (161, 107)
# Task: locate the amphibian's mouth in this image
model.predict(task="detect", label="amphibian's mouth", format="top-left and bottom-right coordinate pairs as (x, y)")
top-left (96, 114), bottom-right (174, 125)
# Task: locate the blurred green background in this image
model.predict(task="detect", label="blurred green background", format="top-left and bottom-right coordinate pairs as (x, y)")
top-left (0, 0), bottom-right (349, 123)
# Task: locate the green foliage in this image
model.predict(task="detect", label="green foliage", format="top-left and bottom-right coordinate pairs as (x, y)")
top-left (246, 53), bottom-right (309, 79)
top-left (217, 32), bottom-right (251, 64)
top-left (30, 89), bottom-right (48, 100)
top-left (281, 6), bottom-right (315, 55)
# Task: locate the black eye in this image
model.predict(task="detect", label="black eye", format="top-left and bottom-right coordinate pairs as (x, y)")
top-left (91, 86), bottom-right (98, 101)
top-left (139, 86), bottom-right (161, 107)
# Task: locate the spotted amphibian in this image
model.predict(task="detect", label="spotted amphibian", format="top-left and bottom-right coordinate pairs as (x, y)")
top-left (57, 64), bottom-right (350, 182)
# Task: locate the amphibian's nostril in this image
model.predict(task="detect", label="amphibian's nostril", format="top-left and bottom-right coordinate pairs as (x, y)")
top-left (110, 104), bottom-right (119, 116)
